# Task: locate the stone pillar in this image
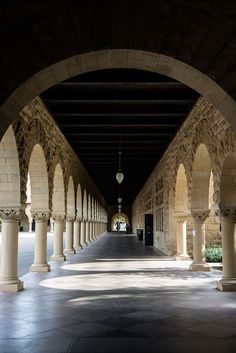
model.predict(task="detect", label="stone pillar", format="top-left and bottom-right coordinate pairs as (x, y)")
top-left (64, 217), bottom-right (76, 255)
top-left (80, 219), bottom-right (86, 247)
top-left (73, 218), bottom-right (82, 252)
top-left (175, 214), bottom-right (190, 261)
top-left (30, 212), bottom-right (51, 272)
top-left (50, 215), bottom-right (66, 261)
top-left (189, 209), bottom-right (210, 271)
top-left (0, 209), bottom-right (24, 292)
top-left (217, 207), bottom-right (236, 291)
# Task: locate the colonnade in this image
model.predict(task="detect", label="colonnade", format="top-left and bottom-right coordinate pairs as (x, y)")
top-left (0, 207), bottom-right (108, 292)
top-left (173, 207), bottom-right (236, 292)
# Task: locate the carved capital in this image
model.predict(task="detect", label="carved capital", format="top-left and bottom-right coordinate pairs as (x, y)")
top-left (174, 213), bottom-right (189, 223)
top-left (66, 216), bottom-right (75, 222)
top-left (52, 214), bottom-right (65, 222)
top-left (31, 211), bottom-right (50, 222)
top-left (0, 208), bottom-right (22, 221)
top-left (191, 209), bottom-right (210, 223)
top-left (75, 217), bottom-right (81, 223)
top-left (216, 204), bottom-right (236, 223)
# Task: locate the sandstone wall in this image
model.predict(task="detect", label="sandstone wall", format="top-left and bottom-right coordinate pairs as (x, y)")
top-left (132, 97), bottom-right (233, 255)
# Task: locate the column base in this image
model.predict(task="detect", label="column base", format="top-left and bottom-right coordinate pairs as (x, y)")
top-left (64, 249), bottom-right (76, 255)
top-left (0, 279), bottom-right (24, 292)
top-left (50, 254), bottom-right (66, 261)
top-left (189, 262), bottom-right (211, 272)
top-left (30, 263), bottom-right (51, 272)
top-left (175, 254), bottom-right (190, 261)
top-left (217, 278), bottom-right (236, 292)
top-left (74, 245), bottom-right (83, 253)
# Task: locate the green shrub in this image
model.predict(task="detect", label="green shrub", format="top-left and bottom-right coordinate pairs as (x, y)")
top-left (205, 246), bottom-right (222, 262)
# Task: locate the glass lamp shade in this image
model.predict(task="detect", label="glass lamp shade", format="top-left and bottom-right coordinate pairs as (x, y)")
top-left (118, 197), bottom-right (122, 204)
top-left (116, 172), bottom-right (124, 184)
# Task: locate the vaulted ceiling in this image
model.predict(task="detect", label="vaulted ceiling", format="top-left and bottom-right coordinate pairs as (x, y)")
top-left (41, 69), bottom-right (199, 204)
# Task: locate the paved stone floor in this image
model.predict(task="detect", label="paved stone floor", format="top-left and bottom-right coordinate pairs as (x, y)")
top-left (0, 233), bottom-right (236, 353)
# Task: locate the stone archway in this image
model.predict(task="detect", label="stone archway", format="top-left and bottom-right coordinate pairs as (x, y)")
top-left (111, 213), bottom-right (129, 232)
top-left (28, 144), bottom-right (50, 272)
top-left (51, 163), bottom-right (66, 261)
top-left (190, 143), bottom-right (212, 271)
top-left (1, 50), bottom-right (236, 138)
top-left (174, 164), bottom-right (190, 260)
top-left (0, 126), bottom-right (22, 291)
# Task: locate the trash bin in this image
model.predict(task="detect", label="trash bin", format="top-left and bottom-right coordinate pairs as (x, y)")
top-left (137, 229), bottom-right (143, 241)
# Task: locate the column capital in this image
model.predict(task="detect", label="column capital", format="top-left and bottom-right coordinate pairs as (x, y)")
top-left (191, 209), bottom-right (210, 223)
top-left (66, 215), bottom-right (75, 222)
top-left (31, 211), bottom-right (50, 222)
top-left (174, 213), bottom-right (189, 223)
top-left (0, 208), bottom-right (22, 221)
top-left (216, 204), bottom-right (236, 223)
top-left (75, 217), bottom-right (82, 223)
top-left (52, 214), bottom-right (65, 222)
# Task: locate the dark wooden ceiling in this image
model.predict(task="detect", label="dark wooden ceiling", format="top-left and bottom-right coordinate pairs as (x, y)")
top-left (41, 69), bottom-right (199, 205)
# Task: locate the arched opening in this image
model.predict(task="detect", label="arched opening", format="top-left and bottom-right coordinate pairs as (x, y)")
top-left (0, 126), bottom-right (21, 210)
top-left (66, 176), bottom-right (75, 218)
top-left (191, 144), bottom-right (212, 211)
top-left (175, 164), bottom-right (188, 213)
top-left (76, 184), bottom-right (82, 219)
top-left (111, 213), bottom-right (129, 232)
top-left (52, 164), bottom-right (65, 217)
top-left (174, 164), bottom-right (190, 260)
top-left (83, 189), bottom-right (88, 221)
top-left (190, 143), bottom-right (213, 271)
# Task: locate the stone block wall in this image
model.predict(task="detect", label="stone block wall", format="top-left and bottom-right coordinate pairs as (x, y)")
top-left (132, 97), bottom-right (233, 255)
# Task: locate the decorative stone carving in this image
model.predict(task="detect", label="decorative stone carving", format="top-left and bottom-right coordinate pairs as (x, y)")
top-left (174, 213), bottom-right (189, 223)
top-left (31, 211), bottom-right (50, 222)
top-left (0, 208), bottom-right (22, 221)
top-left (52, 214), bottom-right (65, 222)
top-left (66, 216), bottom-right (75, 222)
top-left (191, 209), bottom-right (210, 223)
top-left (216, 205), bottom-right (236, 223)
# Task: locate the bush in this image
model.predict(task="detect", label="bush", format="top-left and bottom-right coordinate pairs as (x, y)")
top-left (205, 246), bottom-right (222, 262)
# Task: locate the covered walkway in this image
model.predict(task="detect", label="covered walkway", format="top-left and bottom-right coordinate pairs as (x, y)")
top-left (0, 233), bottom-right (235, 353)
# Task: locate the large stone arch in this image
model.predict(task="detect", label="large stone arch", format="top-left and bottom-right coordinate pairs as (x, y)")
top-left (0, 126), bottom-right (21, 210)
top-left (28, 144), bottom-right (49, 212)
top-left (1, 49), bottom-right (236, 139)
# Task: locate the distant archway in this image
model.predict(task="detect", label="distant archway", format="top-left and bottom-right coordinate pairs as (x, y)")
top-left (111, 213), bottom-right (129, 232)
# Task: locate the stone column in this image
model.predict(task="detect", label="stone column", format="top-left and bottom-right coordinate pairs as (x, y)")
top-left (30, 211), bottom-right (51, 272)
top-left (73, 218), bottom-right (82, 252)
top-left (0, 209), bottom-right (24, 292)
top-left (80, 219), bottom-right (86, 247)
top-left (64, 217), bottom-right (76, 255)
top-left (50, 215), bottom-right (66, 261)
top-left (217, 207), bottom-right (236, 291)
top-left (189, 209), bottom-right (210, 271)
top-left (175, 214), bottom-right (190, 261)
